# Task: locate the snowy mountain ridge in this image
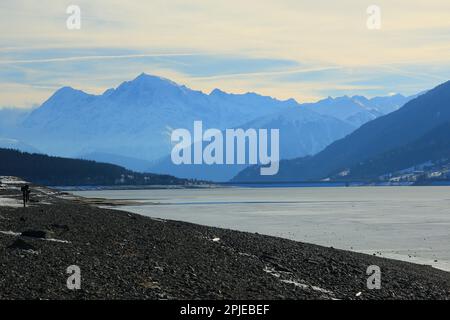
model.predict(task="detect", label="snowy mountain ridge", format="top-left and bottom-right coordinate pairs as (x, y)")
top-left (4, 73), bottom-right (414, 180)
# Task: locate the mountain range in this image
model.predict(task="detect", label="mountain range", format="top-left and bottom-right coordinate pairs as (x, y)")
top-left (233, 81), bottom-right (450, 182)
top-left (2, 73), bottom-right (414, 182)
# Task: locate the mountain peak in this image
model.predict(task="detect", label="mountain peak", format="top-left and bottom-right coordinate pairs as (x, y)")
top-left (55, 86), bottom-right (80, 94)
top-left (110, 73), bottom-right (185, 99)
top-left (286, 98), bottom-right (299, 104)
top-left (132, 73), bottom-right (179, 87)
top-left (210, 88), bottom-right (227, 96)
top-left (51, 86), bottom-right (89, 100)
top-left (351, 95), bottom-right (369, 101)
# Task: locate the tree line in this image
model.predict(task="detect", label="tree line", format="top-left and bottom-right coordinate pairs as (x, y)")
top-left (0, 148), bottom-right (193, 186)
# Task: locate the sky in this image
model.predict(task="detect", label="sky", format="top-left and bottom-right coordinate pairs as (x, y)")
top-left (1, 0), bottom-right (450, 108)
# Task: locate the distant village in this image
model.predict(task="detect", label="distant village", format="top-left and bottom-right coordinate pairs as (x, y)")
top-left (379, 160), bottom-right (450, 184)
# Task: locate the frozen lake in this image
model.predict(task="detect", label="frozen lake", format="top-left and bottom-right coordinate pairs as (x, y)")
top-left (73, 186), bottom-right (450, 271)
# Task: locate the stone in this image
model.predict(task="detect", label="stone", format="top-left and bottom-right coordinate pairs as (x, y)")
top-left (8, 238), bottom-right (36, 251)
top-left (21, 229), bottom-right (48, 239)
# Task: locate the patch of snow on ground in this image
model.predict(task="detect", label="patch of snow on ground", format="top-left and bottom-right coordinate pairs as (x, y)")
top-left (0, 176), bottom-right (27, 185)
top-left (34, 187), bottom-right (57, 196)
top-left (45, 238), bottom-right (71, 244)
top-left (263, 266), bottom-right (335, 296)
top-left (0, 230), bottom-right (21, 236)
top-left (280, 279), bottom-right (334, 295)
top-left (0, 197), bottom-right (22, 208)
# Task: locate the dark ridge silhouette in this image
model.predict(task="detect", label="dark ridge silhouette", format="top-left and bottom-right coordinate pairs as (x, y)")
top-left (337, 121), bottom-right (450, 180)
top-left (0, 148), bottom-right (193, 186)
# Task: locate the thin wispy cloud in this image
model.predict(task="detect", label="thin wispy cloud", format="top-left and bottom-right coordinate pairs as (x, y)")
top-left (191, 66), bottom-right (344, 81)
top-left (0, 53), bottom-right (202, 65)
top-left (1, 0), bottom-right (449, 106)
top-left (380, 65), bottom-right (448, 82)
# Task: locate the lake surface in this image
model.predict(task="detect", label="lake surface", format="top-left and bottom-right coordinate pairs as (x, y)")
top-left (72, 186), bottom-right (450, 271)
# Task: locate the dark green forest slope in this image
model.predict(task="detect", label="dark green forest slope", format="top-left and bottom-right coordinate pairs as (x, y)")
top-left (0, 148), bottom-right (192, 186)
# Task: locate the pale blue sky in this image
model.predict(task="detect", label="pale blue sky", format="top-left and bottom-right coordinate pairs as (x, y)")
top-left (1, 0), bottom-right (449, 107)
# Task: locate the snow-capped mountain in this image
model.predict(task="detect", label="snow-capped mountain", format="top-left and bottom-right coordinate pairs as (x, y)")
top-left (17, 74), bottom-right (298, 166)
top-left (233, 80), bottom-right (450, 183)
top-left (302, 94), bottom-right (412, 128)
top-left (11, 73), bottom-right (412, 180)
top-left (148, 106), bottom-right (354, 181)
top-left (242, 107), bottom-right (354, 160)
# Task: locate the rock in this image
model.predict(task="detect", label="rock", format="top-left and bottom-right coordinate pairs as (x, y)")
top-left (21, 230), bottom-right (48, 239)
top-left (50, 224), bottom-right (69, 232)
top-left (8, 238), bottom-right (36, 251)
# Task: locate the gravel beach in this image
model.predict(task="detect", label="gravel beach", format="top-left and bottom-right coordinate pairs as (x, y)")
top-left (1, 177), bottom-right (450, 300)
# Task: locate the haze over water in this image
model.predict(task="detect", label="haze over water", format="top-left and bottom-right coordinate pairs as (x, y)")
top-left (73, 186), bottom-right (450, 271)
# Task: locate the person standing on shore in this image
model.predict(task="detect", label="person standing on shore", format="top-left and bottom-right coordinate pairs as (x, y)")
top-left (21, 185), bottom-right (30, 207)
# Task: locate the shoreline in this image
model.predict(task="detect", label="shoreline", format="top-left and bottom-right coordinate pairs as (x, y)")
top-left (72, 186), bottom-right (450, 273)
top-left (1, 176), bottom-right (450, 300)
top-left (73, 194), bottom-right (450, 273)
top-left (53, 180), bottom-right (450, 192)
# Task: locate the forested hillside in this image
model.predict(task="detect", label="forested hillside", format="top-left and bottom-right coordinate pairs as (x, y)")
top-left (0, 148), bottom-right (192, 186)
